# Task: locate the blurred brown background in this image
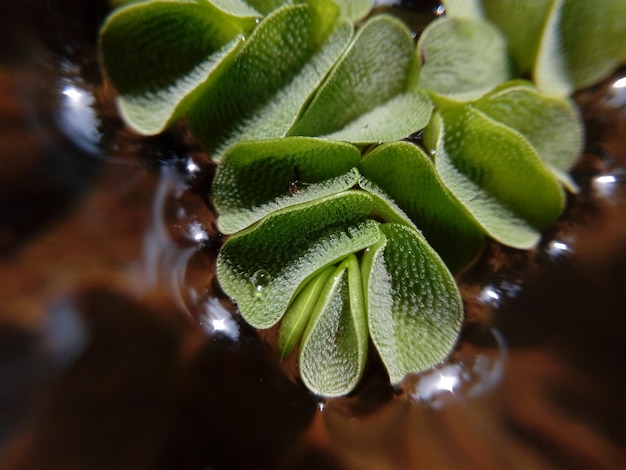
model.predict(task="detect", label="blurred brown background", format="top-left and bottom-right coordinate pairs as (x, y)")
top-left (1, 1), bottom-right (625, 469)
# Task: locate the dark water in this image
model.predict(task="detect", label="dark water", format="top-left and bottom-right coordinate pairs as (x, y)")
top-left (1, 1), bottom-right (625, 469)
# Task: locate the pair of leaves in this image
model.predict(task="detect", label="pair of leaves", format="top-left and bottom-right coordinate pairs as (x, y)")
top-left (187, 0), bottom-right (351, 157)
top-left (213, 138), bottom-right (361, 234)
top-left (281, 256), bottom-right (368, 397)
top-left (286, 13), bottom-right (431, 143)
top-left (359, 142), bottom-right (483, 273)
top-left (423, 81), bottom-right (581, 249)
top-left (279, 222), bottom-right (463, 394)
top-left (99, 0), bottom-right (260, 134)
top-left (189, 8), bottom-right (431, 157)
top-left (214, 139), bottom-right (463, 395)
top-left (100, 0), bottom-right (432, 159)
top-left (443, 0), bottom-right (626, 97)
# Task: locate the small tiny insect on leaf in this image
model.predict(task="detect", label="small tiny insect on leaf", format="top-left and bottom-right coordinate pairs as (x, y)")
top-left (289, 165), bottom-right (302, 195)
top-left (289, 165), bottom-right (313, 195)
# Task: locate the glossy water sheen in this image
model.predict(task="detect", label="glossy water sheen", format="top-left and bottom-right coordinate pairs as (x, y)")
top-left (1, 1), bottom-right (625, 469)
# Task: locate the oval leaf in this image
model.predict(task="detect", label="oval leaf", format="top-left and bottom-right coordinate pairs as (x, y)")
top-left (213, 137), bottom-right (361, 234)
top-left (99, 0), bottom-right (260, 134)
top-left (433, 105), bottom-right (565, 248)
top-left (334, 0), bottom-right (373, 22)
top-left (534, 0), bottom-right (626, 96)
top-left (288, 15), bottom-right (432, 143)
top-left (216, 191), bottom-right (381, 328)
top-left (363, 223), bottom-right (463, 384)
top-left (299, 255), bottom-right (368, 397)
top-left (188, 1), bottom-right (353, 159)
top-left (442, 0), bottom-right (484, 19)
top-left (359, 141), bottom-right (483, 272)
top-left (479, 0), bottom-right (553, 74)
top-left (417, 17), bottom-right (512, 101)
top-left (475, 81), bottom-right (583, 190)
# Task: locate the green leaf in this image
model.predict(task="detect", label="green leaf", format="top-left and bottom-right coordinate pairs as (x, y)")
top-left (363, 223), bottom-right (463, 384)
top-left (475, 81), bottom-right (583, 190)
top-left (288, 15), bottom-right (433, 143)
top-left (356, 177), bottom-right (418, 229)
top-left (359, 141), bottom-right (483, 272)
top-left (299, 255), bottom-right (369, 397)
top-left (441, 0), bottom-right (484, 19)
top-left (334, 0), bottom-right (373, 22)
top-left (433, 104), bottom-right (565, 248)
top-left (479, 0), bottom-right (554, 74)
top-left (481, 0), bottom-right (626, 97)
top-left (187, 1), bottom-right (353, 159)
top-left (99, 0), bottom-right (260, 134)
top-left (216, 191), bottom-right (381, 328)
top-left (213, 137), bottom-right (361, 234)
top-left (209, 0), bottom-right (262, 17)
top-left (533, 0), bottom-right (626, 96)
top-left (244, 0), bottom-right (291, 15)
top-left (278, 265), bottom-right (335, 359)
top-left (417, 17), bottom-right (512, 102)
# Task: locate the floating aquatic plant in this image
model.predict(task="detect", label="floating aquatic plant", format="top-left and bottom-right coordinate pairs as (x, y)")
top-left (99, 0), bottom-right (626, 396)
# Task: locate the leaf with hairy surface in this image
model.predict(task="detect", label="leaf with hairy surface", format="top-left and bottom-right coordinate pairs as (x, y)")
top-left (99, 0), bottom-right (260, 134)
top-left (363, 224), bottom-right (463, 384)
top-left (216, 191), bottom-right (381, 328)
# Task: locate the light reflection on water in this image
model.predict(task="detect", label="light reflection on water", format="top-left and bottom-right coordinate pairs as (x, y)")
top-left (197, 297), bottom-right (240, 340)
top-left (43, 298), bottom-right (89, 368)
top-left (592, 170), bottom-right (626, 202)
top-left (58, 84), bottom-right (100, 154)
top-left (57, 68), bottom-right (101, 155)
top-left (136, 156), bottom-right (235, 338)
top-left (137, 164), bottom-right (220, 323)
top-left (139, 167), bottom-right (196, 298)
top-left (406, 327), bottom-right (507, 408)
top-left (607, 76), bottom-right (626, 108)
top-left (478, 278), bottom-right (524, 308)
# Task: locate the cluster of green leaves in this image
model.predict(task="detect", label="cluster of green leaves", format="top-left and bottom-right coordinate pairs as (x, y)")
top-left (99, 0), bottom-right (626, 396)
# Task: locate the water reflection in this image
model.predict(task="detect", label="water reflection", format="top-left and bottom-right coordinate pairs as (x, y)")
top-left (197, 297), bottom-right (239, 340)
top-left (542, 238), bottom-right (575, 265)
top-left (406, 325), bottom-right (507, 408)
top-left (184, 158), bottom-right (201, 176)
top-left (479, 285), bottom-right (501, 305)
top-left (607, 76), bottom-right (626, 108)
top-left (478, 278), bottom-right (524, 308)
top-left (55, 84), bottom-right (98, 154)
top-left (43, 299), bottom-right (88, 368)
top-left (138, 164), bottom-right (218, 319)
top-left (137, 155), bottom-right (235, 339)
top-left (592, 170), bottom-right (625, 201)
top-left (141, 167), bottom-right (193, 292)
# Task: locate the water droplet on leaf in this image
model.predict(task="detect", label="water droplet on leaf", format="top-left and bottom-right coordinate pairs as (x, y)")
top-left (251, 270), bottom-right (271, 292)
